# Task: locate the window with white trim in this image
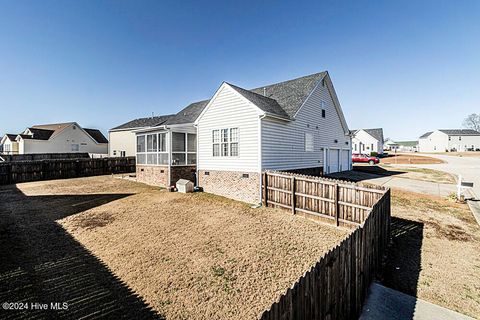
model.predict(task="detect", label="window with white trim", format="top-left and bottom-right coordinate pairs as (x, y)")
top-left (212, 128), bottom-right (239, 157)
top-left (136, 132), bottom-right (168, 165)
top-left (305, 132), bottom-right (313, 152)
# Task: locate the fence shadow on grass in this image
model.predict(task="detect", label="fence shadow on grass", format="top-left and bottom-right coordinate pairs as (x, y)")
top-left (378, 217), bottom-right (424, 319)
top-left (0, 184), bottom-right (164, 319)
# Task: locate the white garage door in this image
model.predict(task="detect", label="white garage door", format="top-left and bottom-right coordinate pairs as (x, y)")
top-left (340, 149), bottom-right (350, 172)
top-left (329, 149), bottom-right (339, 173)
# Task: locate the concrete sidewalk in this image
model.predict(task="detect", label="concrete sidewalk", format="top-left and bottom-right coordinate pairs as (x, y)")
top-left (360, 283), bottom-right (475, 320)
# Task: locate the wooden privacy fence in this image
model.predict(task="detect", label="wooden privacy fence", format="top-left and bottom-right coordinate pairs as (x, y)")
top-left (0, 157), bottom-right (135, 185)
top-left (262, 171), bottom-right (386, 227)
top-left (260, 171), bottom-right (391, 320)
top-left (259, 190), bottom-right (390, 319)
top-left (0, 152), bottom-right (91, 162)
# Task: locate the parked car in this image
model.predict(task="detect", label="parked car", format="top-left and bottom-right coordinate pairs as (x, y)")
top-left (352, 153), bottom-right (380, 165)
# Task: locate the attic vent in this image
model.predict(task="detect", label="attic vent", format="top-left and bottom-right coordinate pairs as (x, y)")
top-left (322, 79), bottom-right (326, 87)
top-left (73, 125), bottom-right (76, 130)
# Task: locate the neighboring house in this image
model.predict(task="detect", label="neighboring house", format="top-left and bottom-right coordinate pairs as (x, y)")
top-left (109, 115), bottom-right (174, 157)
top-left (351, 128), bottom-right (384, 155)
top-left (396, 141), bottom-right (418, 152)
top-left (383, 138), bottom-right (398, 151)
top-left (196, 72), bottom-right (351, 203)
top-left (0, 134), bottom-right (19, 155)
top-left (13, 122), bottom-right (108, 154)
top-left (418, 129), bottom-right (480, 152)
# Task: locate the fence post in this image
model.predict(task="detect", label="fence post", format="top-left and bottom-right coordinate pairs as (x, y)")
top-left (291, 176), bottom-right (296, 215)
top-left (263, 172), bottom-right (268, 207)
top-left (334, 183), bottom-right (339, 226)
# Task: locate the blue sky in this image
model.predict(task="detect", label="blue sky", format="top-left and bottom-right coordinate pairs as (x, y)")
top-left (0, 0), bottom-right (479, 140)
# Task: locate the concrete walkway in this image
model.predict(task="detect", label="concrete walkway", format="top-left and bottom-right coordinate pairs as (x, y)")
top-left (360, 283), bottom-right (475, 320)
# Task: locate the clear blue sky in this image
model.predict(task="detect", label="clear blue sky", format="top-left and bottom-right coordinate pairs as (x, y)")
top-left (1, 0), bottom-right (479, 140)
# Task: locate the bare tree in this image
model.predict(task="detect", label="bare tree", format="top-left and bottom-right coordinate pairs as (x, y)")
top-left (463, 113), bottom-right (480, 132)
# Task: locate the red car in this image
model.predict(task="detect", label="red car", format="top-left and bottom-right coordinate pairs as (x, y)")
top-left (352, 153), bottom-right (380, 165)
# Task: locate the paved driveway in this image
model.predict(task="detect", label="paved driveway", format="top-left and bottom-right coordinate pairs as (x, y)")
top-left (396, 154), bottom-right (480, 199)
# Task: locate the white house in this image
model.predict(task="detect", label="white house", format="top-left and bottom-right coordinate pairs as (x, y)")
top-left (13, 122), bottom-right (108, 155)
top-left (0, 134), bottom-right (20, 155)
top-left (195, 72), bottom-right (351, 203)
top-left (109, 115), bottom-right (174, 157)
top-left (134, 101), bottom-right (207, 187)
top-left (418, 129), bottom-right (480, 152)
top-left (351, 128), bottom-right (384, 155)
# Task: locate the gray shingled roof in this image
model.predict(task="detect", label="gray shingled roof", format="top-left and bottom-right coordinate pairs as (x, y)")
top-left (27, 128), bottom-right (55, 140)
top-left (419, 131), bottom-right (433, 139)
top-left (396, 141), bottom-right (418, 147)
top-left (5, 134), bottom-right (17, 141)
top-left (227, 83), bottom-right (290, 119)
top-left (439, 129), bottom-right (480, 135)
top-left (84, 128), bottom-right (108, 144)
top-left (115, 72), bottom-right (329, 128)
top-left (111, 115), bottom-right (175, 130)
top-left (249, 72), bottom-right (327, 118)
top-left (164, 100), bottom-right (209, 125)
top-left (352, 128), bottom-right (384, 142)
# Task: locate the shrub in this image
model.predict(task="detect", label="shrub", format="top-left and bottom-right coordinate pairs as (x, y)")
top-left (370, 151), bottom-right (378, 157)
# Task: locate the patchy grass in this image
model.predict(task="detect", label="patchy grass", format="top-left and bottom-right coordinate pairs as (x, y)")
top-left (353, 164), bottom-right (456, 184)
top-left (430, 151), bottom-right (480, 158)
top-left (382, 188), bottom-right (480, 318)
top-left (381, 154), bottom-right (444, 164)
top-left (9, 176), bottom-right (347, 320)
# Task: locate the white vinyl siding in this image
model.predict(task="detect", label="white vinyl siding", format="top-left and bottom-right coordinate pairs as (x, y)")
top-left (261, 78), bottom-right (350, 172)
top-left (352, 130), bottom-right (382, 155)
top-left (197, 85), bottom-right (261, 172)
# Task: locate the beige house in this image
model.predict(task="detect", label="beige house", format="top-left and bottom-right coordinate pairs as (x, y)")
top-left (13, 122), bottom-right (108, 155)
top-left (0, 134), bottom-right (19, 155)
top-left (108, 115), bottom-right (174, 157)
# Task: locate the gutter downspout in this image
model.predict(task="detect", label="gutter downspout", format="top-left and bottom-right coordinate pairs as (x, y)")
top-left (259, 114), bottom-right (266, 206)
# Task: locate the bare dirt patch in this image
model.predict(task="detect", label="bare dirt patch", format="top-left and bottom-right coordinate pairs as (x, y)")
top-left (4, 176), bottom-right (348, 319)
top-left (381, 154), bottom-right (444, 165)
top-left (382, 188), bottom-right (480, 318)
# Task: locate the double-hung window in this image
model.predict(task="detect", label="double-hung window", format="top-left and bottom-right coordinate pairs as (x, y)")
top-left (212, 128), bottom-right (239, 157)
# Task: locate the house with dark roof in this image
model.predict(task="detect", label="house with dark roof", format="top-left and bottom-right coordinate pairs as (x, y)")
top-left (351, 128), bottom-right (384, 155)
top-left (418, 129), bottom-right (480, 152)
top-left (12, 122), bottom-right (108, 154)
top-left (0, 134), bottom-right (20, 155)
top-left (195, 71), bottom-right (350, 203)
top-left (109, 115), bottom-right (175, 157)
top-left (133, 71), bottom-right (351, 203)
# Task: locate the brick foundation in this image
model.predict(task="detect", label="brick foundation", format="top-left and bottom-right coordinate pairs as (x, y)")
top-left (136, 165), bottom-right (169, 187)
top-left (198, 170), bottom-right (261, 204)
top-left (170, 165), bottom-right (196, 185)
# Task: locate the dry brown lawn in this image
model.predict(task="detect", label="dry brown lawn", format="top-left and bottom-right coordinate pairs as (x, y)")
top-left (381, 154), bottom-right (444, 164)
top-left (353, 164), bottom-right (456, 184)
top-left (6, 176), bottom-right (348, 319)
top-left (433, 151), bottom-right (480, 158)
top-left (383, 188), bottom-right (480, 318)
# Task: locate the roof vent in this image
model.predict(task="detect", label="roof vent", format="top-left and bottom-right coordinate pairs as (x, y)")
top-left (263, 87), bottom-right (266, 96)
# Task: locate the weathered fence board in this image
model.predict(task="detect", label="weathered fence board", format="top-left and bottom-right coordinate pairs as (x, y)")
top-left (260, 171), bottom-right (391, 320)
top-left (263, 171), bottom-right (385, 227)
top-left (0, 157), bottom-right (135, 185)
